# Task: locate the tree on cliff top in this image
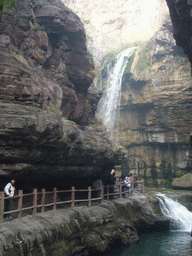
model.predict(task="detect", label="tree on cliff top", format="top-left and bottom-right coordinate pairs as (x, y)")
top-left (0, 0), bottom-right (17, 20)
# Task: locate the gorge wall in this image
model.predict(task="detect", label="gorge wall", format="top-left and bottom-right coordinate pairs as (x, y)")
top-left (117, 0), bottom-right (192, 185)
top-left (99, 19), bottom-right (192, 185)
top-left (165, 0), bottom-right (192, 73)
top-left (0, 0), bottom-right (122, 191)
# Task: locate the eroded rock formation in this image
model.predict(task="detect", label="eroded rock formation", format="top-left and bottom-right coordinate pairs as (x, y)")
top-left (0, 195), bottom-right (169, 256)
top-left (0, 0), bottom-right (122, 190)
top-left (165, 0), bottom-right (192, 160)
top-left (165, 0), bottom-right (192, 72)
top-left (116, 20), bottom-right (192, 184)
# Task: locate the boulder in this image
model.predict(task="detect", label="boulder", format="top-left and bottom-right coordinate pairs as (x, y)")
top-left (172, 173), bottom-right (192, 190)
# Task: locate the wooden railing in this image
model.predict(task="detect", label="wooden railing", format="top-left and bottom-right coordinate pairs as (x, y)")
top-left (0, 180), bottom-right (144, 222)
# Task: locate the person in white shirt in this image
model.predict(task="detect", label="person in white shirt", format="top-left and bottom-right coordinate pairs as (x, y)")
top-left (4, 179), bottom-right (15, 218)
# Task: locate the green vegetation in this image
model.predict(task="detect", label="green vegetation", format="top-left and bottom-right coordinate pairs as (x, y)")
top-left (121, 160), bottom-right (130, 175)
top-left (101, 43), bottom-right (137, 70)
top-left (134, 41), bottom-right (152, 79)
top-left (88, 53), bottom-right (94, 66)
top-left (143, 162), bottom-right (149, 186)
top-left (0, 0), bottom-right (17, 10)
top-left (150, 159), bottom-right (158, 188)
top-left (162, 180), bottom-right (172, 189)
top-left (29, 20), bottom-right (41, 31)
top-left (160, 159), bottom-right (173, 182)
top-left (43, 104), bottom-right (62, 116)
top-left (0, 0), bottom-right (18, 21)
top-left (159, 159), bottom-right (173, 188)
top-left (83, 19), bottom-right (91, 25)
top-left (123, 50), bottom-right (136, 75)
top-left (160, 159), bottom-right (166, 179)
top-left (12, 48), bottom-right (28, 66)
top-left (36, 30), bottom-right (48, 38)
top-left (87, 35), bottom-right (94, 42)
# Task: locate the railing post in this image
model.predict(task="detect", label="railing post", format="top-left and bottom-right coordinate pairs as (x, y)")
top-left (107, 184), bottom-right (109, 200)
top-left (100, 185), bottom-right (104, 203)
top-left (18, 190), bottom-right (23, 218)
top-left (41, 189), bottom-right (45, 213)
top-left (71, 186), bottom-right (75, 207)
top-left (33, 188), bottom-right (37, 214)
top-left (120, 183), bottom-right (122, 198)
top-left (53, 187), bottom-right (57, 210)
top-left (0, 192), bottom-right (4, 222)
top-left (88, 186), bottom-right (91, 207)
top-left (142, 179), bottom-right (144, 193)
top-left (131, 182), bottom-right (134, 195)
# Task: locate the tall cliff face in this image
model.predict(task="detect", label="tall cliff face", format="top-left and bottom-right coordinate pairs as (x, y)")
top-left (117, 20), bottom-right (192, 183)
top-left (0, 0), bottom-right (122, 190)
top-left (165, 0), bottom-right (192, 72)
top-left (164, 0), bottom-right (192, 149)
top-left (1, 0), bottom-right (96, 125)
top-left (62, 0), bottom-right (169, 65)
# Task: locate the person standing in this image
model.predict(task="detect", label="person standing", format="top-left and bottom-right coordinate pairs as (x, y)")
top-left (129, 173), bottom-right (134, 195)
top-left (109, 171), bottom-right (116, 198)
top-left (93, 177), bottom-right (102, 203)
top-left (4, 179), bottom-right (15, 218)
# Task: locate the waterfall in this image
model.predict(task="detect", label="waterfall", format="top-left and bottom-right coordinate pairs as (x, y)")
top-left (97, 47), bottom-right (135, 132)
top-left (156, 193), bottom-right (192, 231)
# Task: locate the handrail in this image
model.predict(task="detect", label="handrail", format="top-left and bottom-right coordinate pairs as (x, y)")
top-left (0, 180), bottom-right (144, 222)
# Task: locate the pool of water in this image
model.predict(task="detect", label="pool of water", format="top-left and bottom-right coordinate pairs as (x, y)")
top-left (101, 231), bottom-right (192, 256)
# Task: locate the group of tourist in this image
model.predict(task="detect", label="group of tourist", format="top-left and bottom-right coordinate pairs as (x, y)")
top-left (92, 170), bottom-right (138, 200)
top-left (118, 173), bottom-right (137, 195)
top-left (4, 171), bottom-right (138, 219)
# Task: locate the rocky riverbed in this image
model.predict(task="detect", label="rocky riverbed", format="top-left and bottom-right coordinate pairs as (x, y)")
top-left (0, 194), bottom-right (169, 256)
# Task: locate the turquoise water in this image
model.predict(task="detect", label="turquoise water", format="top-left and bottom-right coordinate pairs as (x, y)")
top-left (99, 192), bottom-right (192, 256)
top-left (102, 231), bottom-right (192, 256)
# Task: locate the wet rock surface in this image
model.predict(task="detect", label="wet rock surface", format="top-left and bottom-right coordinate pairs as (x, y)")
top-left (0, 195), bottom-right (168, 256)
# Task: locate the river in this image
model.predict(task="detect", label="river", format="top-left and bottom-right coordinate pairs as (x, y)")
top-left (101, 191), bottom-right (192, 256)
top-left (102, 231), bottom-right (192, 256)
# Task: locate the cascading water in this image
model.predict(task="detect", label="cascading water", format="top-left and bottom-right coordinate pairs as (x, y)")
top-left (97, 47), bottom-right (135, 132)
top-left (156, 193), bottom-right (192, 231)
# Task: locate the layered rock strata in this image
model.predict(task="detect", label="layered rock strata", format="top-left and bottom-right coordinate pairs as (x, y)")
top-left (165, 0), bottom-right (192, 72)
top-left (165, 0), bottom-right (192, 155)
top-left (0, 195), bottom-right (169, 256)
top-left (0, 0), bottom-right (122, 189)
top-left (116, 20), bottom-right (192, 183)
